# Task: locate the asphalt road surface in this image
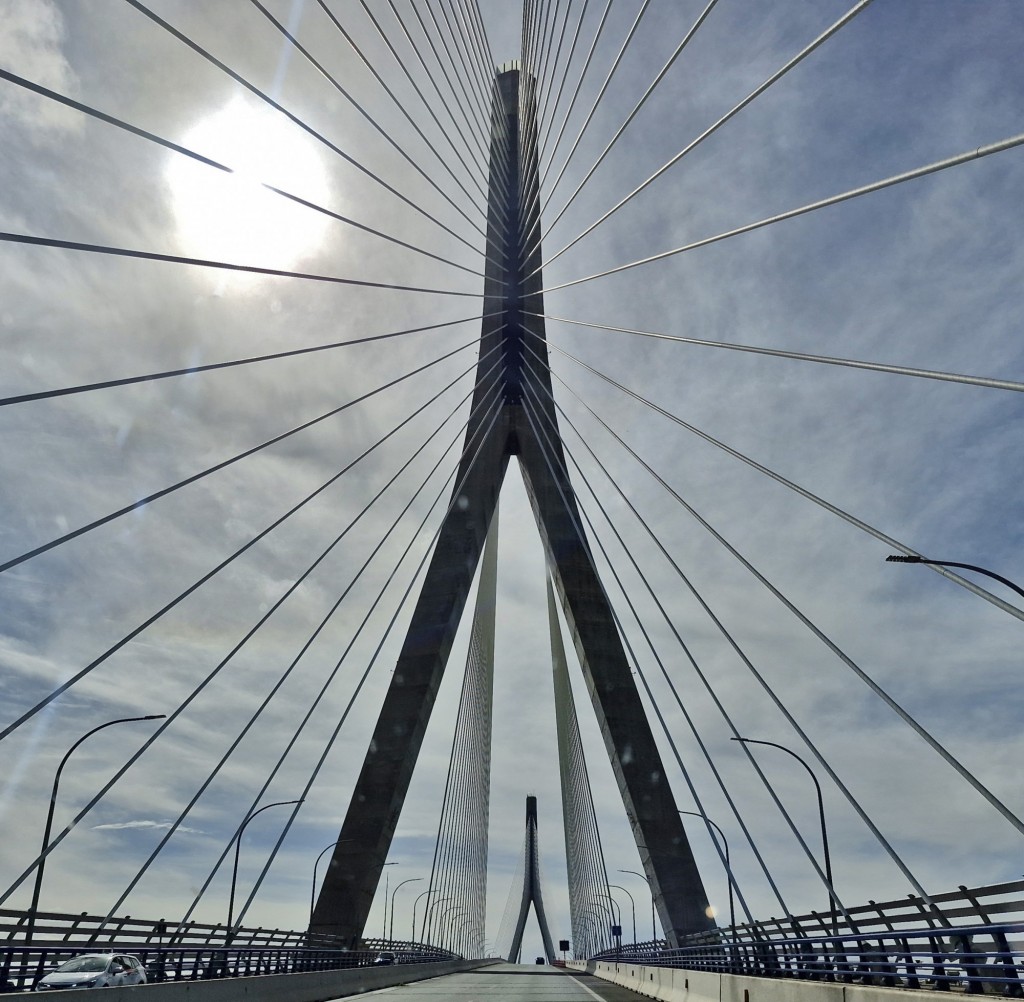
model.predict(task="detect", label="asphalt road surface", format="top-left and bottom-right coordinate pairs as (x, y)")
top-left (333, 963), bottom-right (653, 1001)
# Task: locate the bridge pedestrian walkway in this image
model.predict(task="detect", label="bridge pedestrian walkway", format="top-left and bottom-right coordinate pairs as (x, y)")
top-left (333, 963), bottom-right (652, 1001)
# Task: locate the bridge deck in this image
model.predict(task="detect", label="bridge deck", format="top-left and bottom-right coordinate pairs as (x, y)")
top-left (335, 963), bottom-right (650, 1000)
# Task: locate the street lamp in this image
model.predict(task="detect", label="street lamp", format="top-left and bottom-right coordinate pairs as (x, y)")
top-left (437, 903), bottom-right (467, 952)
top-left (678, 811), bottom-right (735, 932)
top-left (26, 714), bottom-right (166, 945)
top-left (411, 888), bottom-right (435, 944)
top-left (421, 894), bottom-right (453, 944)
top-left (389, 877), bottom-right (423, 944)
top-left (379, 863), bottom-right (399, 943)
top-left (731, 736), bottom-right (835, 926)
top-left (608, 884), bottom-right (636, 944)
top-left (228, 799), bottom-right (303, 942)
top-left (597, 893), bottom-right (621, 952)
top-left (885, 554), bottom-right (1024, 599)
top-left (617, 869), bottom-right (656, 943)
top-left (310, 840), bottom-right (353, 929)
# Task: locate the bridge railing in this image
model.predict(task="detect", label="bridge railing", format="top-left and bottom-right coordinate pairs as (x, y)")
top-left (594, 880), bottom-right (1024, 995)
top-left (0, 907), bottom-right (311, 949)
top-left (0, 909), bottom-right (456, 992)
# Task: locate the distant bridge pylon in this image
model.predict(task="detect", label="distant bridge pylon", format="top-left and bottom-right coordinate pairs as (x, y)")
top-left (500, 797), bottom-right (555, 964)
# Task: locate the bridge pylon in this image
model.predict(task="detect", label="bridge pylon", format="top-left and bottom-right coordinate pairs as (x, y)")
top-left (506, 797), bottom-right (555, 963)
top-left (310, 62), bottom-right (715, 951)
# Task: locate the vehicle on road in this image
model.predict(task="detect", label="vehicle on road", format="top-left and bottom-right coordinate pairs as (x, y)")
top-left (372, 952), bottom-right (397, 966)
top-left (34, 954), bottom-right (147, 991)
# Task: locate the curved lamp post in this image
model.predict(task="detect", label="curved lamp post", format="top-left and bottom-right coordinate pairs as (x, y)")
top-left (310, 839), bottom-right (353, 928)
top-left (411, 888), bottom-right (435, 944)
top-left (388, 874), bottom-right (421, 944)
top-left (26, 713), bottom-right (166, 945)
top-left (379, 863), bottom-right (399, 943)
top-left (608, 884), bottom-right (636, 944)
top-left (597, 893), bottom-right (622, 951)
top-left (731, 736), bottom-right (835, 927)
top-left (455, 917), bottom-right (478, 957)
top-left (597, 892), bottom-right (621, 927)
top-left (679, 810), bottom-right (735, 931)
top-left (420, 893), bottom-right (452, 943)
top-left (437, 903), bottom-right (467, 953)
top-left (886, 554), bottom-right (1024, 599)
top-left (617, 869), bottom-right (656, 943)
top-left (228, 799), bottom-right (303, 942)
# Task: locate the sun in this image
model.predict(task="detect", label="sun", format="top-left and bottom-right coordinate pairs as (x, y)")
top-left (165, 97), bottom-right (332, 274)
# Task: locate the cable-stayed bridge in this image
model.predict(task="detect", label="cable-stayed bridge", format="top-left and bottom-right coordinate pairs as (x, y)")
top-left (1, 1), bottom-right (1023, 997)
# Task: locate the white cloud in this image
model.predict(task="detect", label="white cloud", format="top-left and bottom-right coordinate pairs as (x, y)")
top-left (91, 820), bottom-right (206, 835)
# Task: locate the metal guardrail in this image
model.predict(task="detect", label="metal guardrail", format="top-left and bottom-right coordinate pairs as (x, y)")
top-left (0, 909), bottom-right (314, 950)
top-left (600, 922), bottom-right (1024, 994)
top-left (0, 943), bottom-right (457, 993)
top-left (0, 907), bottom-right (457, 994)
top-left (594, 880), bottom-right (1024, 995)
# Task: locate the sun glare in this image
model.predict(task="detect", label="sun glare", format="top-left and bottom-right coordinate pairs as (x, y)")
top-left (166, 98), bottom-right (332, 274)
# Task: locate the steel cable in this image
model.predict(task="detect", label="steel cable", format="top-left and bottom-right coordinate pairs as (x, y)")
top-left (532, 0), bottom-right (876, 279)
top-left (99, 361), bottom-right (502, 922)
top-left (0, 338), bottom-right (481, 740)
top-left (122, 0), bottom-right (485, 253)
top-left (544, 339), bottom-right (1024, 621)
top-left (0, 362), bottom-right (506, 910)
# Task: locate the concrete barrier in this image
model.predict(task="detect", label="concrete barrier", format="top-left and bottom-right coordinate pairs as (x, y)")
top-left (569, 960), bottom-right (966, 1002)
top-left (34, 959), bottom-right (499, 1002)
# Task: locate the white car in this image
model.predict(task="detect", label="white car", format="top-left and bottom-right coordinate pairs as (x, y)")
top-left (34, 954), bottom-right (147, 991)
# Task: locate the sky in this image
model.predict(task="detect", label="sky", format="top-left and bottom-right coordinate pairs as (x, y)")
top-left (1, 0), bottom-right (1023, 965)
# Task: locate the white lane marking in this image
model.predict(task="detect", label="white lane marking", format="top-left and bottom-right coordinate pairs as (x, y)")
top-left (567, 974), bottom-right (609, 1001)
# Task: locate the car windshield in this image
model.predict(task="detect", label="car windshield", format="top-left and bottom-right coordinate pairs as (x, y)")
top-left (57, 957), bottom-right (109, 973)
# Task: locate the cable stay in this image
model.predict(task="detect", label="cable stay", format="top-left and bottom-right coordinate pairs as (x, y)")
top-left (521, 0), bottom-right (722, 263)
top-left (0, 314), bottom-right (491, 409)
top-left (419, 2), bottom-right (501, 163)
top-left (543, 337), bottom-right (1024, 622)
top-left (354, 0), bottom-right (493, 194)
top-left (433, 0), bottom-right (507, 174)
top-left (231, 396), bottom-right (513, 930)
top-left (98, 369), bottom-right (504, 926)
top-left (177, 376), bottom-right (507, 928)
top-left (539, 314), bottom-right (1024, 393)
top-left (526, 0), bottom-right (564, 136)
top-left (538, 0), bottom-right (613, 188)
top-left (535, 0), bottom-right (655, 231)
top-left (533, 0), bottom-right (875, 280)
top-left (0, 339), bottom-right (487, 745)
top-left (534, 0), bottom-right (592, 177)
top-left (518, 361), bottom-right (780, 933)
top-left (123, 0), bottom-right (486, 252)
top-left (404, 0), bottom-right (510, 173)
top-left (516, 356), bottom-right (788, 928)
top-left (527, 2), bottom-right (581, 175)
top-left (529, 0), bottom-right (571, 147)
top-left (304, 0), bottom-right (491, 212)
top-left (0, 68), bottom-right (485, 276)
top-left (0, 335), bottom-right (479, 579)
top-left (521, 361), bottom-right (854, 925)
top-left (421, 508), bottom-right (496, 955)
top-left (2, 374), bottom-right (507, 915)
top-left (362, 0), bottom-right (494, 191)
top-left (538, 349), bottom-right (1024, 849)
top-left (0, 231), bottom-right (481, 295)
top-left (543, 129), bottom-right (1024, 291)
top-left (548, 577), bottom-right (620, 957)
